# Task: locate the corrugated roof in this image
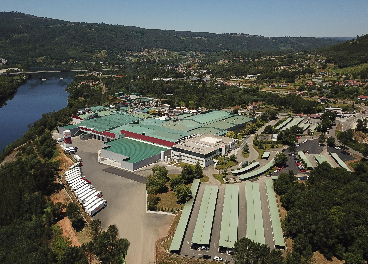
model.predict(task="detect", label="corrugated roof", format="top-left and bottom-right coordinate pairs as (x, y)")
top-left (330, 152), bottom-right (351, 172)
top-left (170, 179), bottom-right (201, 252)
top-left (239, 159), bottom-right (275, 180)
top-left (314, 154), bottom-right (332, 167)
top-left (246, 182), bottom-right (265, 244)
top-left (105, 138), bottom-right (168, 163)
top-left (265, 179), bottom-right (284, 248)
top-left (192, 186), bottom-right (218, 245)
top-left (232, 162), bottom-right (260, 175)
top-left (298, 151), bottom-right (313, 169)
top-left (219, 185), bottom-right (239, 248)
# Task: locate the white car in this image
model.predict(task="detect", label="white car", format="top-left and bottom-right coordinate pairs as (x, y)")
top-left (214, 256), bottom-right (223, 261)
top-left (335, 146), bottom-right (341, 150)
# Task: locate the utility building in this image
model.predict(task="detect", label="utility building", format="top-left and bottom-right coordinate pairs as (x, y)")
top-left (171, 134), bottom-right (237, 167)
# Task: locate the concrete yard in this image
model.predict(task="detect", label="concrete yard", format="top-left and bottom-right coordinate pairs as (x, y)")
top-left (68, 137), bottom-right (174, 264)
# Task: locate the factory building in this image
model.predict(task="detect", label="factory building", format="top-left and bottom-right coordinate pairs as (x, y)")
top-left (171, 134), bottom-right (237, 167)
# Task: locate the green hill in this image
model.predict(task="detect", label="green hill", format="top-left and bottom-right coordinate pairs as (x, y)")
top-left (0, 12), bottom-right (344, 67)
top-left (321, 34), bottom-right (368, 68)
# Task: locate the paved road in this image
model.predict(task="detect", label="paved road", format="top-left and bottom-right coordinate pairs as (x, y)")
top-left (65, 137), bottom-right (174, 264)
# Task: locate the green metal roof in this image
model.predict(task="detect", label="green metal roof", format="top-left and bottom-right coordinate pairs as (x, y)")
top-left (232, 162), bottom-right (260, 175)
top-left (282, 117), bottom-right (303, 131)
top-left (239, 159), bottom-right (275, 180)
top-left (63, 124), bottom-right (78, 129)
top-left (265, 179), bottom-right (285, 248)
top-left (170, 180), bottom-right (201, 252)
top-left (246, 182), bottom-right (265, 244)
top-left (330, 153), bottom-right (351, 172)
top-left (192, 186), bottom-right (219, 245)
top-left (314, 154), bottom-right (332, 167)
top-left (298, 151), bottom-right (313, 169)
top-left (219, 185), bottom-right (239, 248)
top-left (185, 110), bottom-right (231, 124)
top-left (275, 117), bottom-right (292, 130)
top-left (105, 138), bottom-right (169, 163)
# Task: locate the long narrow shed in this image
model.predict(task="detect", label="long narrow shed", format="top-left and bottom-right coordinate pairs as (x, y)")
top-left (169, 180), bottom-right (201, 252)
top-left (314, 154), bottom-right (333, 167)
top-left (232, 162), bottom-right (260, 176)
top-left (219, 185), bottom-right (239, 249)
top-left (191, 186), bottom-right (219, 245)
top-left (239, 159), bottom-right (275, 180)
top-left (246, 182), bottom-right (265, 244)
top-left (330, 153), bottom-right (352, 172)
top-left (265, 179), bottom-right (285, 248)
top-left (298, 151), bottom-right (313, 169)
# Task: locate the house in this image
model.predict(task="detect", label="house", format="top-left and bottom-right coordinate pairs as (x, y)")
top-left (358, 95), bottom-right (368, 101)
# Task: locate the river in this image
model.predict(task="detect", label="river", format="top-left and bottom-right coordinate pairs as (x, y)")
top-left (0, 71), bottom-right (76, 154)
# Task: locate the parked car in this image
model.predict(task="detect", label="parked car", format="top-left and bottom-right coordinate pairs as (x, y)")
top-left (214, 256), bottom-right (223, 261)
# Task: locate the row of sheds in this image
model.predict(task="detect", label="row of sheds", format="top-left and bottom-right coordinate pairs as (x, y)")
top-left (170, 180), bottom-right (285, 254)
top-left (65, 166), bottom-right (107, 216)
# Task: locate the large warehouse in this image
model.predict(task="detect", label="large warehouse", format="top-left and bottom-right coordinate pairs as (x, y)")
top-left (171, 134), bottom-right (237, 167)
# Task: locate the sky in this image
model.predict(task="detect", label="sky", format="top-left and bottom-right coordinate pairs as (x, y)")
top-left (2, 0), bottom-right (367, 37)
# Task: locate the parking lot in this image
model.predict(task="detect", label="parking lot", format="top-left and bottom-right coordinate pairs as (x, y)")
top-left (67, 137), bottom-right (174, 264)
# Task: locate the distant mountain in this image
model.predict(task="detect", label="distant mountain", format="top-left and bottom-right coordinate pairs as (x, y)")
top-left (321, 34), bottom-right (368, 68)
top-left (0, 12), bottom-right (345, 66)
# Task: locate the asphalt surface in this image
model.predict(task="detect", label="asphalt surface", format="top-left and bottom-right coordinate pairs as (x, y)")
top-left (64, 137), bottom-right (174, 264)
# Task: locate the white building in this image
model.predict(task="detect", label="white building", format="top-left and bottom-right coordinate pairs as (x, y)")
top-left (171, 134), bottom-right (237, 167)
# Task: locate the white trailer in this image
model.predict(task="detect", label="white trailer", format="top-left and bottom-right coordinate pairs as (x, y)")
top-left (74, 155), bottom-right (82, 162)
top-left (85, 198), bottom-right (104, 212)
top-left (77, 186), bottom-right (96, 199)
top-left (68, 179), bottom-right (83, 188)
top-left (83, 195), bottom-right (101, 209)
top-left (80, 189), bottom-right (102, 203)
top-left (78, 189), bottom-right (97, 203)
top-left (68, 176), bottom-right (83, 185)
top-left (65, 168), bottom-right (81, 175)
top-left (75, 185), bottom-right (94, 197)
top-left (65, 174), bottom-right (81, 182)
top-left (86, 199), bottom-right (107, 216)
top-left (70, 179), bottom-right (86, 189)
top-left (71, 181), bottom-right (88, 191)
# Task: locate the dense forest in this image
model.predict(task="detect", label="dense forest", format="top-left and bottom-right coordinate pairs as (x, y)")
top-left (321, 34), bottom-right (368, 68)
top-left (0, 109), bottom-right (129, 264)
top-left (274, 162), bottom-right (368, 263)
top-left (0, 12), bottom-right (346, 67)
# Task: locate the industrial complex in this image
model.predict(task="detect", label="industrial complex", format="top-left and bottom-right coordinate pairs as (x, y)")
top-left (58, 107), bottom-right (255, 171)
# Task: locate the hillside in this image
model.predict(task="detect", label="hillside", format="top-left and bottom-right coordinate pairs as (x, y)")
top-left (321, 34), bottom-right (368, 68)
top-left (0, 12), bottom-right (344, 67)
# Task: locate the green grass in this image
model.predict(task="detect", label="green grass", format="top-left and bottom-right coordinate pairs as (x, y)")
top-left (213, 174), bottom-right (225, 184)
top-left (242, 152), bottom-right (250, 158)
top-left (200, 175), bottom-right (209, 182)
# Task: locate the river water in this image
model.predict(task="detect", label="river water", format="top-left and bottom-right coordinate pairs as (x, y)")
top-left (0, 71), bottom-right (76, 154)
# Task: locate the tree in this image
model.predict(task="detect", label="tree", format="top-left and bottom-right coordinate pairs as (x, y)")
top-left (193, 162), bottom-right (203, 179)
top-left (233, 237), bottom-right (283, 264)
top-left (181, 164), bottom-right (194, 184)
top-left (169, 176), bottom-right (184, 190)
top-left (59, 246), bottom-right (88, 264)
top-left (226, 131), bottom-right (236, 139)
top-left (243, 143), bottom-right (249, 153)
top-left (229, 154), bottom-right (237, 162)
top-left (318, 134), bottom-right (326, 145)
top-left (327, 136), bottom-right (335, 146)
top-left (89, 219), bottom-right (102, 239)
top-left (263, 125), bottom-right (274, 134)
top-left (148, 109), bottom-right (157, 115)
top-left (274, 152), bottom-right (288, 167)
top-left (174, 184), bottom-right (192, 204)
top-left (93, 225), bottom-right (130, 264)
top-left (147, 194), bottom-right (160, 211)
top-left (146, 166), bottom-right (169, 194)
top-left (66, 202), bottom-right (80, 220)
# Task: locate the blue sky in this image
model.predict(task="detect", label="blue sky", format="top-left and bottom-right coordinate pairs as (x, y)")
top-left (2, 0), bottom-right (367, 37)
